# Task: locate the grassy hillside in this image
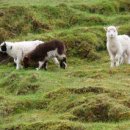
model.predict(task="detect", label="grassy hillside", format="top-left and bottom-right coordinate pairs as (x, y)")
top-left (0, 0), bottom-right (130, 130)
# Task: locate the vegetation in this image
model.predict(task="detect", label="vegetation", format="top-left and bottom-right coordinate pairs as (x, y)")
top-left (0, 0), bottom-right (130, 130)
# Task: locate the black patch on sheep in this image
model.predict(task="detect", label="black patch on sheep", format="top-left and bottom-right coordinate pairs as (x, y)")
top-left (1, 43), bottom-right (7, 52)
top-left (43, 61), bottom-right (48, 70)
top-left (23, 39), bottom-right (67, 70)
top-left (23, 56), bottom-right (29, 68)
top-left (60, 57), bottom-right (67, 69)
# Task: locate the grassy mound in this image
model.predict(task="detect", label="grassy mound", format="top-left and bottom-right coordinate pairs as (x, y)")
top-left (1, 0), bottom-right (130, 129)
top-left (1, 85), bottom-right (130, 121)
top-left (0, 55), bottom-right (130, 129)
top-left (0, 0), bottom-right (130, 59)
top-left (0, 73), bottom-right (40, 95)
top-left (4, 121), bottom-right (85, 130)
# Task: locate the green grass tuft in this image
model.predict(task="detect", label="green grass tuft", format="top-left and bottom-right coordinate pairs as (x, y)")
top-left (0, 0), bottom-right (130, 129)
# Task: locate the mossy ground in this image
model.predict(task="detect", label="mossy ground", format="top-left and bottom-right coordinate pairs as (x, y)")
top-left (0, 0), bottom-right (130, 130)
top-left (0, 54), bottom-right (130, 130)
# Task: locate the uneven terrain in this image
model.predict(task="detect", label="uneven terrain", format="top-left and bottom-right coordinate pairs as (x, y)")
top-left (0, 0), bottom-right (130, 130)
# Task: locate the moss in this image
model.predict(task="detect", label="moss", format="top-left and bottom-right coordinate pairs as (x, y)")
top-left (0, 73), bottom-right (40, 95)
top-left (0, 2), bottom-right (130, 59)
top-left (119, 24), bottom-right (130, 36)
top-left (72, 96), bottom-right (130, 122)
top-left (0, 6), bottom-right (51, 39)
top-left (118, 0), bottom-right (130, 12)
top-left (5, 121), bottom-right (85, 130)
top-left (108, 104), bottom-right (130, 121)
top-left (0, 1), bottom-right (130, 129)
top-left (72, 0), bottom-right (119, 15)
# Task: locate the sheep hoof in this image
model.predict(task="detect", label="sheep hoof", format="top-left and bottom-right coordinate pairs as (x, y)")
top-left (64, 63), bottom-right (67, 69)
top-left (110, 65), bottom-right (114, 68)
top-left (36, 68), bottom-right (39, 71)
top-left (60, 62), bottom-right (67, 69)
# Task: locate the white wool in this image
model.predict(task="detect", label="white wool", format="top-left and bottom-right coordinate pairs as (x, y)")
top-left (105, 26), bottom-right (130, 67)
top-left (0, 40), bottom-right (43, 69)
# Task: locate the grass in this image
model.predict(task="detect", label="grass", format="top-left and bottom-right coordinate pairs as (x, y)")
top-left (0, 0), bottom-right (130, 129)
top-left (0, 54), bottom-right (130, 130)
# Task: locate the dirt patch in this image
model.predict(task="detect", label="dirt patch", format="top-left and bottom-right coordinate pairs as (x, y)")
top-left (73, 103), bottom-right (109, 122)
top-left (16, 84), bottom-right (39, 95)
top-left (68, 86), bottom-right (109, 94)
top-left (0, 73), bottom-right (40, 95)
top-left (67, 71), bottom-right (88, 78)
top-left (72, 96), bottom-right (130, 122)
top-left (0, 98), bottom-right (49, 117)
top-left (25, 15), bottom-right (51, 33)
top-left (45, 87), bottom-right (109, 99)
top-left (108, 91), bottom-right (127, 99)
top-left (0, 99), bottom-right (16, 117)
top-left (122, 98), bottom-right (130, 108)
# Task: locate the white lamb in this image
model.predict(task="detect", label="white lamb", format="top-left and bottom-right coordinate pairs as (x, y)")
top-left (0, 40), bottom-right (44, 69)
top-left (104, 26), bottom-right (130, 67)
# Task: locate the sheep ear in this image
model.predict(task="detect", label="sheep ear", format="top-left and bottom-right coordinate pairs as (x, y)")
top-left (104, 27), bottom-right (107, 31)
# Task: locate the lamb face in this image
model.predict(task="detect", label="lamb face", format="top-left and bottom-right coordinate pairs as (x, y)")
top-left (105, 26), bottom-right (118, 39)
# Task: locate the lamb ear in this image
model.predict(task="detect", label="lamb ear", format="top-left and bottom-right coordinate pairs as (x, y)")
top-left (104, 27), bottom-right (107, 31)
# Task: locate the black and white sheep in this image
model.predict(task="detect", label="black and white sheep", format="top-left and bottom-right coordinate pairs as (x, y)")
top-left (0, 40), bottom-right (43, 69)
top-left (23, 39), bottom-right (67, 70)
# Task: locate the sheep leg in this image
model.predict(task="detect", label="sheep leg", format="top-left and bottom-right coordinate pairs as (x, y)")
top-left (43, 61), bottom-right (48, 70)
top-left (115, 54), bottom-right (121, 67)
top-left (124, 54), bottom-right (128, 64)
top-left (127, 55), bottom-right (130, 64)
top-left (13, 58), bottom-right (17, 66)
top-left (14, 58), bottom-right (17, 64)
top-left (110, 55), bottom-right (116, 68)
top-left (16, 58), bottom-right (21, 70)
top-left (36, 61), bottom-right (44, 71)
top-left (57, 54), bottom-right (67, 69)
top-left (14, 58), bottom-right (22, 68)
top-left (60, 56), bottom-right (67, 69)
top-left (110, 59), bottom-right (115, 67)
top-left (107, 49), bottom-right (115, 67)
top-left (120, 53), bottom-right (127, 64)
top-left (119, 55), bottom-right (124, 64)
top-left (16, 50), bottom-right (23, 69)
top-left (126, 51), bottom-right (130, 64)
top-left (52, 57), bottom-right (60, 67)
